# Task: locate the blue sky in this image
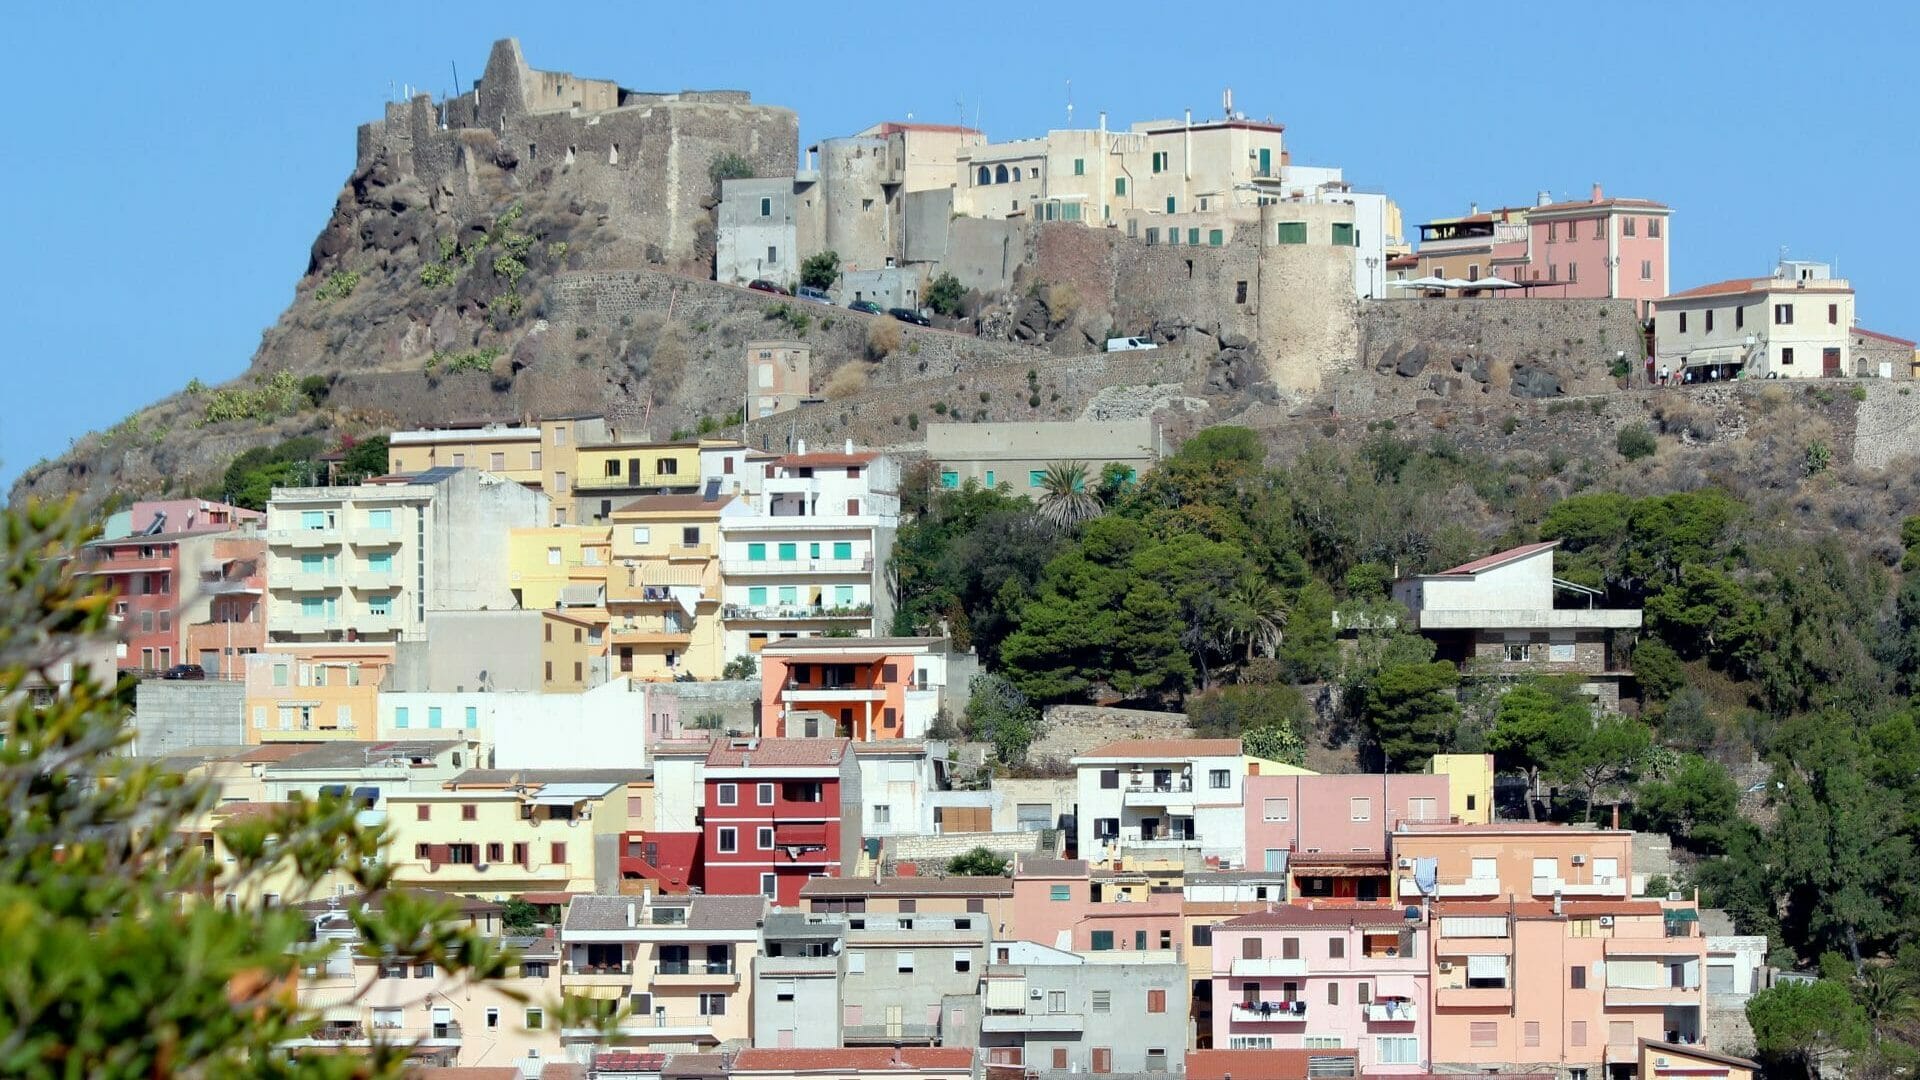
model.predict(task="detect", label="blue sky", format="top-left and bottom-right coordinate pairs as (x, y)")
top-left (6, 1), bottom-right (1914, 490)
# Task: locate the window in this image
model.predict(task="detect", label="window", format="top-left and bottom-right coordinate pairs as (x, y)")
top-left (461, 803), bottom-right (477, 821)
top-left (1829, 303), bottom-right (1839, 325)
top-left (1167, 196), bottom-right (1176, 214)
top-left (682, 527), bottom-right (700, 547)
top-left (1331, 222), bottom-right (1355, 246)
top-left (394, 706), bottom-right (409, 728)
top-left (1277, 221), bottom-right (1307, 244)
top-left (1641, 259), bottom-right (1653, 280)
top-left (895, 951), bottom-right (915, 972)
top-left (1236, 279), bottom-right (1248, 304)
top-left (1152, 151), bottom-right (1166, 174)
top-left (427, 706), bottom-right (442, 728)
top-left (1648, 217), bottom-right (1661, 237)
top-left (1330, 937), bottom-right (1345, 959)
top-left (1571, 965), bottom-right (1587, 989)
top-left (747, 586), bottom-right (767, 606)
top-left (1775, 303), bottom-right (1794, 325)
top-left (1736, 305), bottom-right (1745, 329)
top-left (1208, 229), bottom-right (1224, 246)
top-left (717, 827), bottom-right (737, 853)
top-left (1570, 1020), bottom-right (1588, 1047)
top-left (760, 197), bottom-right (772, 217)
top-left (1678, 311), bottom-right (1688, 334)
top-left (758, 827), bottom-right (773, 849)
top-left (1264, 797), bottom-right (1291, 822)
top-left (1050, 884), bottom-right (1071, 902)
top-left (1210, 769), bottom-right (1231, 789)
top-left (1622, 217), bottom-right (1636, 237)
top-left (464, 706), bottom-right (477, 729)
top-left (1282, 937), bottom-right (1301, 960)
top-left (718, 783), bottom-right (737, 806)
top-left (760, 873), bottom-right (777, 898)
top-left (1569, 261), bottom-right (1578, 283)
top-left (1092, 1048), bottom-right (1112, 1074)
top-left (698, 993), bottom-right (727, 1016)
top-left (871, 805), bottom-right (891, 826)
top-left (551, 842), bottom-right (566, 863)
top-left (757, 782), bottom-right (775, 805)
top-left (1327, 983), bottom-right (1339, 1005)
top-left (1782, 347), bottom-right (1795, 366)
top-left (1470, 1021), bottom-right (1498, 1047)
top-left (416, 804), bottom-right (430, 821)
top-left (1350, 797), bottom-right (1372, 822)
top-left (1073, 158), bottom-right (1085, 176)
top-left (1115, 177), bottom-right (1127, 196)
top-left (630, 526), bottom-right (651, 545)
top-left (939, 470), bottom-right (959, 489)
top-left (1090, 930), bottom-right (1114, 951)
top-left (1548, 222), bottom-right (1558, 242)
top-left (525, 1008), bottom-right (544, 1030)
top-left (1188, 228), bottom-right (1200, 245)
top-left (1376, 1037), bottom-right (1418, 1065)
top-left (1532, 857), bottom-right (1558, 881)
top-left (1146, 988), bottom-right (1166, 1013)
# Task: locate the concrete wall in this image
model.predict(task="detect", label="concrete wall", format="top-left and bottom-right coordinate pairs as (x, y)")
top-left (980, 958), bottom-right (1189, 1075)
top-left (427, 470), bottom-right (550, 613)
top-left (890, 830), bottom-right (1042, 863)
top-left (718, 178), bottom-right (802, 286)
top-left (133, 681), bottom-right (246, 756)
top-left (926, 420), bottom-right (1158, 496)
top-left (387, 610), bottom-right (543, 692)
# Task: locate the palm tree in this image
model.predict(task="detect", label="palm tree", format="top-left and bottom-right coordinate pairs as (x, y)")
top-left (1035, 461), bottom-right (1101, 529)
top-left (1856, 966), bottom-right (1920, 1043)
top-left (1229, 576), bottom-right (1290, 662)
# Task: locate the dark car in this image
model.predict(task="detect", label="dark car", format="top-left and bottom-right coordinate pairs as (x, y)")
top-left (161, 664), bottom-right (206, 681)
top-left (847, 299), bottom-right (884, 315)
top-left (747, 279), bottom-right (791, 296)
top-left (889, 307), bottom-right (931, 326)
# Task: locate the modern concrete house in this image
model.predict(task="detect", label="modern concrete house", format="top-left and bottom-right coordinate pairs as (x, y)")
top-left (837, 911), bottom-right (989, 1046)
top-left (752, 911), bottom-right (845, 1048)
top-left (1072, 738), bottom-right (1252, 868)
top-left (1391, 541), bottom-right (1641, 710)
top-left (757, 637), bottom-right (953, 742)
top-left (925, 420), bottom-right (1160, 498)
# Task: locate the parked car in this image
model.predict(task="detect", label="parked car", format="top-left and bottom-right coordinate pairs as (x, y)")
top-left (747, 279), bottom-right (790, 295)
top-left (889, 307), bottom-right (931, 326)
top-left (161, 664), bottom-right (206, 681)
top-left (1105, 336), bottom-right (1159, 352)
top-left (847, 299), bottom-right (884, 315)
top-left (795, 285), bottom-right (834, 305)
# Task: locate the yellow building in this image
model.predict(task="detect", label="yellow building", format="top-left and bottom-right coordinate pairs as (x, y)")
top-left (243, 645), bottom-right (393, 742)
top-left (1428, 752), bottom-right (1495, 824)
top-left (542, 608), bottom-right (610, 691)
top-left (507, 524), bottom-right (613, 609)
top-left (606, 493), bottom-right (731, 681)
top-left (384, 769), bottom-right (635, 898)
top-left (558, 893), bottom-right (765, 1052)
top-left (386, 423), bottom-right (545, 487)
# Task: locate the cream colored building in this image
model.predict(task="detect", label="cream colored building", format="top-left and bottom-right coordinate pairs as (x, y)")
top-left (926, 420), bottom-right (1159, 497)
top-left (748, 340), bottom-right (814, 419)
top-left (558, 893), bottom-right (766, 1056)
top-left (1654, 261), bottom-right (1856, 380)
top-left (607, 493), bottom-right (731, 680)
top-left (508, 524), bottom-right (614, 610)
top-left (855, 121), bottom-right (987, 193)
top-left (285, 891), bottom-right (563, 1073)
top-left (383, 768), bottom-right (636, 898)
top-left (242, 643), bottom-right (393, 741)
top-left (387, 423), bottom-right (545, 487)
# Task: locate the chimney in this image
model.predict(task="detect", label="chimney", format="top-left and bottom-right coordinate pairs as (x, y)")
top-left (1590, 182), bottom-right (1604, 203)
top-left (1537, 190), bottom-right (1552, 208)
top-left (844, 438), bottom-right (854, 454)
top-left (1469, 202), bottom-right (1478, 215)
top-left (795, 438), bottom-right (806, 455)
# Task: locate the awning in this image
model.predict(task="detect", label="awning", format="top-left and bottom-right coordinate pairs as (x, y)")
top-left (1294, 865), bottom-right (1386, 878)
top-left (566, 984), bottom-right (626, 1000)
top-left (775, 823), bottom-right (829, 847)
top-left (1665, 909), bottom-right (1700, 922)
top-left (559, 583), bottom-right (604, 607)
top-left (323, 1005), bottom-right (362, 1022)
top-left (528, 782), bottom-right (619, 805)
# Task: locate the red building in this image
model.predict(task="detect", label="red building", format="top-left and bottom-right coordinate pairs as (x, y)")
top-left (701, 736), bottom-right (860, 906)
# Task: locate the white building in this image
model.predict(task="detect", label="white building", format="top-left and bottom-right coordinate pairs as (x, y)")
top-left (1072, 738), bottom-right (1250, 868)
top-left (1278, 164), bottom-right (1400, 299)
top-left (376, 677), bottom-right (668, 769)
top-left (852, 740), bottom-right (944, 838)
top-left (1653, 260), bottom-right (1857, 380)
top-left (718, 446), bottom-right (900, 659)
top-left (265, 469), bottom-right (547, 644)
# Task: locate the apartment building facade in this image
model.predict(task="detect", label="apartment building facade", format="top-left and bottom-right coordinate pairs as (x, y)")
top-left (242, 644), bottom-right (393, 741)
top-left (1653, 261), bottom-right (1856, 380)
top-left (84, 498), bottom-right (261, 671)
top-left (383, 768), bottom-right (636, 898)
top-left (925, 421), bottom-right (1158, 499)
top-left (701, 737), bottom-right (861, 905)
top-left (386, 422), bottom-right (545, 487)
top-left (183, 532), bottom-right (269, 676)
top-left (558, 893), bottom-right (765, 1054)
top-left (758, 637), bottom-right (952, 742)
top-left (980, 947), bottom-right (1190, 1076)
top-left (607, 493), bottom-right (731, 680)
top-left (838, 911), bottom-right (989, 1045)
top-left (1244, 773), bottom-right (1452, 902)
top-left (1073, 738), bottom-right (1251, 867)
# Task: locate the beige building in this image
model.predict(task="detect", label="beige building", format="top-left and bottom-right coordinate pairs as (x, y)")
top-left (926, 420), bottom-right (1159, 496)
top-left (534, 413), bottom-right (755, 526)
top-left (748, 340), bottom-right (814, 419)
top-left (387, 423), bottom-right (545, 487)
top-left (1654, 260), bottom-right (1857, 380)
top-left (243, 643), bottom-right (393, 741)
top-left (383, 768), bottom-right (637, 898)
top-left (286, 891), bottom-right (562, 1073)
top-left (856, 121), bottom-right (988, 193)
top-left (607, 494), bottom-right (732, 680)
top-left (558, 893), bottom-right (766, 1054)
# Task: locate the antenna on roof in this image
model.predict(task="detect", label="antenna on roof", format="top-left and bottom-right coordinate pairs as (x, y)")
top-left (1065, 79), bottom-right (1073, 126)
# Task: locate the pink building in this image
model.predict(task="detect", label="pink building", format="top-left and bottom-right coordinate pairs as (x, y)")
top-left (1245, 774), bottom-right (1451, 903)
top-left (1507, 185), bottom-right (1671, 317)
top-left (1390, 823), bottom-right (1638, 905)
top-left (1009, 858), bottom-right (1184, 954)
top-left (1427, 899), bottom-right (1706, 1074)
top-left (1210, 906), bottom-right (1430, 1074)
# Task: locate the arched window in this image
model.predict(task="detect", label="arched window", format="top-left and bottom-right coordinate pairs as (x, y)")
top-left (995, 164), bottom-right (1009, 184)
top-left (977, 165), bottom-right (991, 186)
top-left (1012, 167), bottom-right (1022, 182)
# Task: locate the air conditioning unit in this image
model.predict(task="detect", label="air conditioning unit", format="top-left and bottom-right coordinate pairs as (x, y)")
top-left (1655, 1059), bottom-right (1670, 1069)
top-left (1571, 855), bottom-right (1587, 866)
top-left (1598, 915), bottom-right (1615, 927)
top-left (1396, 857), bottom-right (1413, 869)
top-left (1437, 961), bottom-right (1453, 973)
top-left (1030, 989), bottom-right (1044, 999)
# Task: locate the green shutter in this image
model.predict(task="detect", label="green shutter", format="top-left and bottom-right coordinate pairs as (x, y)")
top-left (1115, 178), bottom-right (1126, 195)
top-left (1029, 470), bottom-right (1046, 487)
top-left (985, 470), bottom-right (996, 487)
top-left (1208, 229), bottom-right (1224, 246)
top-left (1277, 222), bottom-right (1307, 245)
top-left (940, 471), bottom-right (959, 489)
top-left (777, 542), bottom-right (797, 561)
top-left (748, 586), bottom-right (767, 606)
top-left (1090, 930), bottom-right (1114, 951)
top-left (833, 542), bottom-right (853, 560)
top-left (1073, 158), bottom-right (1085, 176)
top-left (835, 585), bottom-right (855, 606)
top-left (1332, 222), bottom-right (1356, 246)
top-left (778, 585), bottom-right (797, 605)
top-left (1188, 228), bottom-right (1200, 245)
top-left (1259, 147), bottom-right (1271, 176)
top-left (747, 543), bottom-right (766, 561)
top-left (1166, 195), bottom-right (1176, 214)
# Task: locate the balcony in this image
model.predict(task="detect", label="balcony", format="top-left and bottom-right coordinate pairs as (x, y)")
top-left (726, 603), bottom-right (873, 622)
top-left (781, 686), bottom-right (886, 704)
top-left (1230, 1001), bottom-right (1308, 1023)
top-left (349, 529), bottom-right (402, 549)
top-left (1604, 985), bottom-right (1702, 1008)
top-left (347, 570), bottom-right (402, 591)
top-left (652, 965), bottom-right (740, 988)
top-left (1534, 876), bottom-right (1628, 899)
top-left (1365, 1000), bottom-right (1418, 1023)
top-left (564, 959), bottom-right (634, 984)
top-left (1122, 785), bottom-right (1197, 810)
top-left (1409, 607), bottom-right (1642, 631)
top-left (563, 1012), bottom-right (716, 1040)
top-left (1399, 876), bottom-right (1501, 899)
top-left (1603, 937), bottom-right (1705, 958)
top-left (844, 1021), bottom-right (940, 1043)
top-left (268, 528), bottom-right (341, 549)
top-left (609, 619), bottom-right (695, 645)
top-left (722, 557), bottom-right (874, 576)
top-left (574, 474), bottom-right (696, 492)
top-left (1132, 835), bottom-right (1203, 852)
top-left (1231, 957), bottom-right (1307, 978)
top-left (1434, 985), bottom-right (1511, 1008)
top-left (406, 1021), bottom-right (463, 1047)
top-left (273, 577), bottom-right (341, 595)
top-left (981, 1011), bottom-right (1085, 1034)
top-left (1435, 935), bottom-right (1512, 956)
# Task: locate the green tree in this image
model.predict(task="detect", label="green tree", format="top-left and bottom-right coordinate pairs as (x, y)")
top-left (1748, 978), bottom-right (1869, 1079)
top-left (1035, 461), bottom-right (1101, 530)
top-left (708, 152), bottom-right (754, 188)
top-left (1241, 721), bottom-right (1307, 767)
top-left (1636, 754), bottom-right (1740, 853)
top-left (1488, 678), bottom-right (1592, 821)
top-left (799, 250), bottom-right (841, 291)
top-left (1555, 714), bottom-right (1653, 823)
top-left (1616, 424), bottom-right (1656, 461)
top-left (1363, 661), bottom-right (1461, 770)
top-left (1188, 683), bottom-right (1309, 768)
top-left (0, 499), bottom-right (515, 1079)
top-left (946, 847), bottom-right (1010, 877)
top-left (502, 896), bottom-right (541, 936)
top-left (723, 654), bottom-right (758, 681)
top-left (925, 273), bottom-right (965, 317)
top-left (339, 434), bottom-right (390, 482)
top-left (1226, 575), bottom-right (1289, 662)
top-left (964, 673), bottom-right (1041, 764)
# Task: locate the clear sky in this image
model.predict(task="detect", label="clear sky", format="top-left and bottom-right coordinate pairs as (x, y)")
top-left (6, 1), bottom-right (1914, 491)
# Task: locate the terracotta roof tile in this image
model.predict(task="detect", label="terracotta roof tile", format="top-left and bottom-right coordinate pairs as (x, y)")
top-left (1188, 1049), bottom-right (1354, 1080)
top-left (1077, 738), bottom-right (1243, 759)
top-left (1431, 540), bottom-right (1559, 576)
top-left (1661, 277), bottom-right (1774, 301)
top-left (1855, 327), bottom-right (1917, 347)
top-left (1219, 904), bottom-right (1414, 929)
top-left (773, 452), bottom-right (878, 468)
top-left (613, 492), bottom-right (734, 514)
top-left (705, 737), bottom-right (851, 768)
top-left (731, 1048), bottom-right (975, 1072)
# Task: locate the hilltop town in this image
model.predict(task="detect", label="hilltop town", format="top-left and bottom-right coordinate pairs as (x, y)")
top-left (15, 35), bottom-right (1920, 1080)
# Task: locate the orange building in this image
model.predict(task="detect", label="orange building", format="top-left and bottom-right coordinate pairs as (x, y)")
top-left (757, 636), bottom-right (951, 741)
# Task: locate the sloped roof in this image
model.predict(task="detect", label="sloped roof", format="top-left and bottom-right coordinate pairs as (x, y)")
top-left (1220, 905), bottom-right (1413, 929)
top-left (802, 876), bottom-right (1013, 897)
top-left (565, 894), bottom-right (766, 932)
top-left (1855, 326), bottom-right (1917, 347)
top-left (1014, 858), bottom-right (1088, 878)
top-left (706, 737), bottom-right (850, 767)
top-left (1432, 540), bottom-right (1558, 577)
top-left (614, 492), bottom-right (734, 514)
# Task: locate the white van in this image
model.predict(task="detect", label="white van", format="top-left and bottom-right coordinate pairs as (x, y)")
top-left (1105, 336), bottom-right (1158, 352)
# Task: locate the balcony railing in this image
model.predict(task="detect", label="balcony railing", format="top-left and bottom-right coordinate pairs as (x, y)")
top-left (1231, 1001), bottom-right (1308, 1022)
top-left (1364, 1000), bottom-right (1418, 1023)
top-left (565, 959), bottom-right (633, 976)
top-left (844, 1021), bottom-right (940, 1042)
top-left (267, 529), bottom-right (341, 548)
top-left (1230, 957), bottom-right (1307, 978)
top-left (722, 557), bottom-right (874, 576)
top-left (724, 603), bottom-right (872, 622)
top-left (1604, 985), bottom-right (1701, 1007)
top-left (1400, 876), bottom-right (1501, 899)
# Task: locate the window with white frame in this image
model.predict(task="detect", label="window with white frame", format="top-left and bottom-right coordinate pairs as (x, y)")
top-left (1228, 1037), bottom-right (1273, 1050)
top-left (1210, 769), bottom-right (1231, 789)
top-left (717, 783), bottom-right (737, 806)
top-left (1263, 797), bottom-right (1290, 822)
top-left (717, 827), bottom-right (737, 853)
top-left (1377, 1037), bottom-right (1419, 1064)
top-left (757, 782), bottom-right (774, 805)
top-left (1350, 797), bottom-right (1371, 822)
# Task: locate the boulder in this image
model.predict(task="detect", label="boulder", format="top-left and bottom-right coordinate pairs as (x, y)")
top-left (1395, 345), bottom-right (1430, 378)
top-left (1509, 365), bottom-right (1563, 399)
top-left (1219, 331), bottom-right (1253, 352)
